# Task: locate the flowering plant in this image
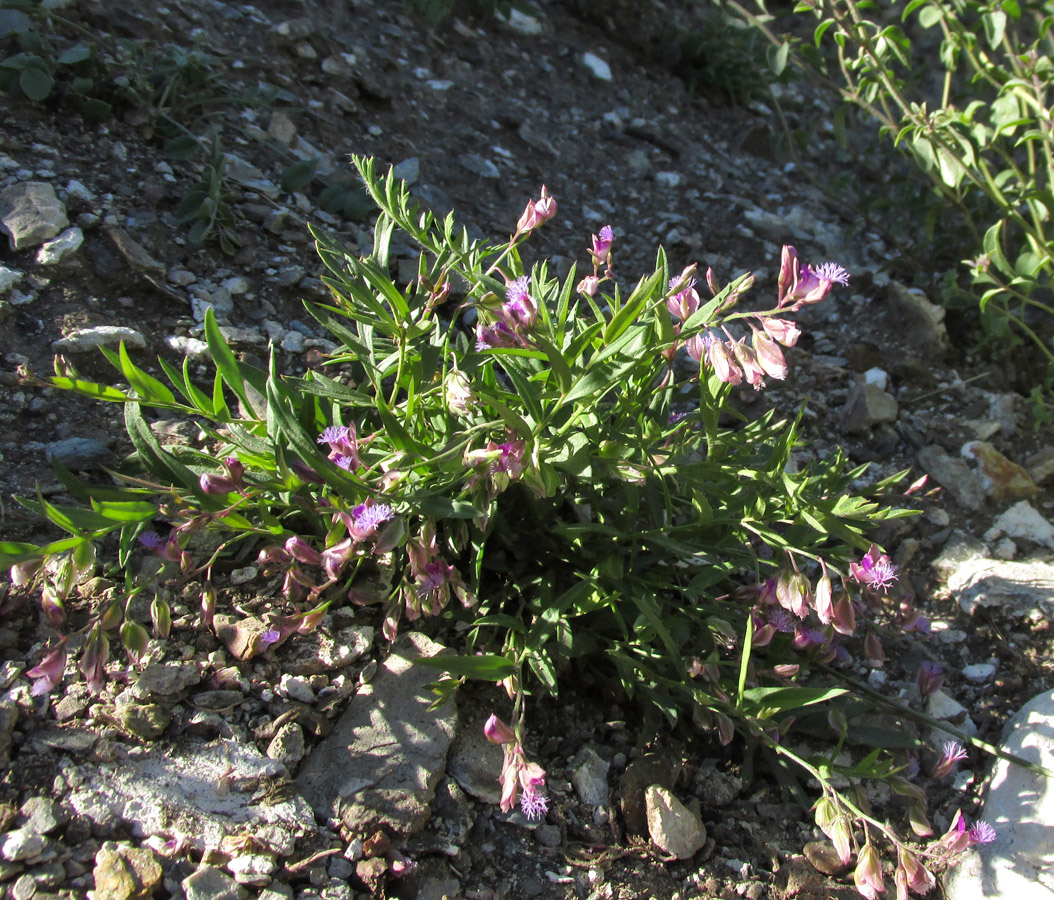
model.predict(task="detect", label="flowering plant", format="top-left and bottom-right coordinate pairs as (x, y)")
top-left (4, 157), bottom-right (989, 894)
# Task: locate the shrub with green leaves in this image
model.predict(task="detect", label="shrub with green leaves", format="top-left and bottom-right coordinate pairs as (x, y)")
top-left (7, 157), bottom-right (1003, 893)
top-left (737, 0), bottom-right (1054, 389)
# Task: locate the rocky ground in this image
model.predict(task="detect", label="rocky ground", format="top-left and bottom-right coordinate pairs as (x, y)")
top-left (2, 0), bottom-right (1054, 898)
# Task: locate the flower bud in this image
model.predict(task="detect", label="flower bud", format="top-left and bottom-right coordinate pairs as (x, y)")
top-left (200, 472), bottom-right (237, 495)
top-left (751, 326), bottom-right (788, 380)
top-left (285, 535), bottom-right (322, 566)
top-left (707, 339), bottom-right (742, 384)
top-left (80, 627), bottom-right (110, 694)
top-left (853, 843), bottom-right (885, 899)
top-left (445, 367), bottom-right (475, 416)
top-left (484, 714), bottom-right (516, 744)
top-left (201, 583), bottom-right (216, 628)
top-left (121, 619), bottom-right (151, 666)
top-left (576, 274), bottom-right (600, 296)
top-left (26, 639), bottom-right (67, 697)
top-left (916, 660), bottom-right (944, 699)
top-left (761, 316), bottom-right (801, 347)
top-left (10, 557), bottom-right (42, 586)
top-left (813, 559), bottom-right (834, 624)
top-left (151, 595), bottom-right (172, 639)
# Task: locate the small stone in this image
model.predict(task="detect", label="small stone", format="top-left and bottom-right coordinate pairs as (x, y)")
top-left (19, 797), bottom-right (65, 835)
top-left (182, 865), bottom-right (249, 900)
top-left (44, 438), bottom-right (112, 470)
top-left (93, 844), bottom-right (163, 900)
top-left (115, 702), bottom-right (171, 741)
top-left (884, 282), bottom-right (949, 354)
top-left (620, 752), bottom-right (683, 836)
top-left (214, 615), bottom-right (271, 661)
top-left (925, 689), bottom-right (977, 744)
top-left (266, 723), bottom-right (306, 766)
top-left (280, 330), bottom-right (305, 353)
top-left (839, 381), bottom-right (898, 433)
top-left (0, 266), bottom-right (23, 294)
top-left (134, 663), bottom-right (200, 696)
top-left (961, 441), bottom-right (1037, 502)
top-left (803, 840), bottom-right (851, 877)
top-left (392, 157), bottom-right (420, 186)
top-left (222, 276), bottom-right (250, 295)
top-left (166, 336), bottom-right (209, 359)
top-left (458, 155), bottom-right (500, 179)
top-left (53, 325), bottom-right (147, 354)
top-left (655, 172), bottom-right (682, 188)
top-left (168, 268), bottom-right (196, 286)
top-left (35, 226), bottom-right (83, 265)
top-left (105, 226), bottom-right (166, 277)
top-left (963, 662), bottom-right (997, 683)
top-left (581, 51), bottom-right (612, 81)
top-left (916, 445), bottom-right (986, 511)
top-left (571, 747), bottom-right (609, 807)
top-left (498, 7), bottom-right (544, 35)
top-left (228, 566), bottom-right (258, 586)
top-left (0, 830), bottom-right (44, 862)
top-left (278, 674), bottom-right (315, 704)
top-left (644, 786), bottom-right (706, 859)
top-left (0, 182), bottom-right (69, 250)
top-left (987, 501), bottom-right (1054, 551)
top-left (268, 112), bottom-right (298, 146)
top-left (227, 853), bottom-right (276, 886)
top-left (11, 873), bottom-right (35, 900)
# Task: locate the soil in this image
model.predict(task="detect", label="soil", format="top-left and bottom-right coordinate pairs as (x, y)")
top-left (1, 1), bottom-right (1054, 899)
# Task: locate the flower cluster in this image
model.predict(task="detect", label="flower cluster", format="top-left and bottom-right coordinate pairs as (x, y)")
top-left (484, 714), bottom-right (549, 821)
top-left (476, 276), bottom-right (539, 350)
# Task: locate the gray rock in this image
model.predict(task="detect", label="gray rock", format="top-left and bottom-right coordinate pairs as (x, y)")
top-left (884, 282), bottom-right (949, 354)
top-left (447, 707), bottom-right (504, 806)
top-left (458, 155), bottom-right (500, 179)
top-left (571, 747), bottom-right (610, 807)
top-left (839, 381), bottom-right (898, 433)
top-left (392, 157), bottom-right (420, 186)
top-left (133, 663), bottom-right (201, 697)
top-left (943, 690), bottom-right (1054, 900)
top-left (581, 51), bottom-right (613, 81)
top-left (946, 555), bottom-right (1054, 617)
top-left (0, 182), bottom-right (69, 250)
top-left (105, 226), bottom-right (166, 278)
top-left (497, 7), bottom-right (544, 35)
top-left (52, 326), bottom-right (146, 353)
top-left (278, 674), bottom-right (314, 704)
top-left (19, 797), bottom-right (65, 836)
top-left (645, 786), bottom-right (707, 860)
top-left (986, 501), bottom-right (1054, 551)
top-left (223, 153), bottom-right (279, 199)
top-left (227, 853), bottom-right (276, 886)
top-left (926, 689), bottom-right (978, 746)
top-left (297, 632), bottom-right (457, 834)
top-left (67, 741), bottom-right (315, 857)
top-left (0, 830), bottom-right (44, 863)
top-left (183, 866), bottom-right (248, 900)
top-left (35, 226), bottom-right (83, 265)
top-left (916, 444), bottom-right (986, 510)
top-left (266, 723), bottom-right (306, 767)
top-left (280, 330), bottom-right (305, 353)
top-left (0, 266), bottom-right (24, 294)
top-left (45, 438), bottom-right (112, 470)
top-left (963, 663), bottom-right (997, 683)
top-left (92, 843), bottom-right (163, 900)
top-left (10, 873), bottom-right (34, 900)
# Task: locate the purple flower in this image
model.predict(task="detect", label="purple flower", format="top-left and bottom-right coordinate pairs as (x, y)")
top-left (849, 544), bottom-right (898, 592)
top-left (777, 245), bottom-right (850, 309)
top-left (590, 225), bottom-right (614, 269)
top-left (932, 740), bottom-right (969, 779)
top-left (260, 628), bottom-right (281, 647)
top-left (476, 320), bottom-right (525, 351)
top-left (26, 639), bottom-right (67, 697)
top-left (968, 821), bottom-right (997, 845)
top-left (349, 501), bottom-right (394, 542)
top-left (520, 788), bottom-right (549, 821)
top-left (666, 276), bottom-right (700, 321)
top-left (916, 661), bottom-right (944, 699)
top-left (318, 423), bottom-right (361, 471)
top-left (503, 276), bottom-right (537, 331)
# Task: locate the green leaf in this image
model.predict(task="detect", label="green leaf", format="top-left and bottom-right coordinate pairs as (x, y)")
top-left (416, 653), bottom-right (515, 680)
top-left (48, 374), bottom-right (129, 403)
top-left (281, 157), bottom-right (319, 193)
top-left (90, 500), bottom-right (158, 522)
top-left (164, 135), bottom-right (201, 160)
top-left (57, 45), bottom-right (92, 66)
top-left (0, 541), bottom-right (42, 567)
top-left (124, 402), bottom-right (200, 491)
top-left (99, 343), bottom-right (176, 407)
top-left (741, 686), bottom-right (848, 714)
top-left (19, 65), bottom-right (52, 101)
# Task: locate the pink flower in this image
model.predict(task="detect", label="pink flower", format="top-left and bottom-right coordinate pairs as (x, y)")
top-left (761, 316), bottom-right (801, 348)
top-left (666, 276), bottom-right (700, 321)
top-left (931, 740), bottom-right (969, 779)
top-left (514, 185), bottom-right (556, 236)
top-left (590, 225), bottom-right (614, 270)
top-left (26, 639), bottom-right (67, 697)
top-left (849, 544), bottom-right (898, 592)
top-left (484, 714), bottom-right (516, 744)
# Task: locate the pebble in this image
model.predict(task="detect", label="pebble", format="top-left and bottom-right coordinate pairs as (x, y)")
top-left (962, 662), bottom-right (997, 683)
top-left (19, 797), bottom-right (64, 835)
top-left (266, 723), bottom-right (306, 766)
top-left (645, 786), bottom-right (707, 859)
top-left (183, 865), bottom-right (249, 900)
top-left (0, 181), bottom-right (69, 250)
top-left (571, 747), bottom-right (610, 807)
top-left (0, 266), bottom-right (23, 294)
top-left (278, 674), bottom-right (315, 704)
top-left (581, 51), bottom-right (612, 81)
top-left (165, 336), bottom-right (209, 359)
top-left (227, 853), bottom-right (276, 886)
top-left (0, 830), bottom-right (45, 863)
top-left (52, 326), bottom-right (146, 353)
top-left (458, 154), bottom-right (500, 179)
top-left (168, 268), bottom-right (197, 286)
top-left (44, 438), bottom-right (112, 470)
top-left (35, 226), bottom-right (83, 265)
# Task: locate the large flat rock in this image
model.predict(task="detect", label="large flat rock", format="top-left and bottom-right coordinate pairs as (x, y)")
top-left (296, 631), bottom-right (456, 834)
top-left (943, 689), bottom-right (1054, 899)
